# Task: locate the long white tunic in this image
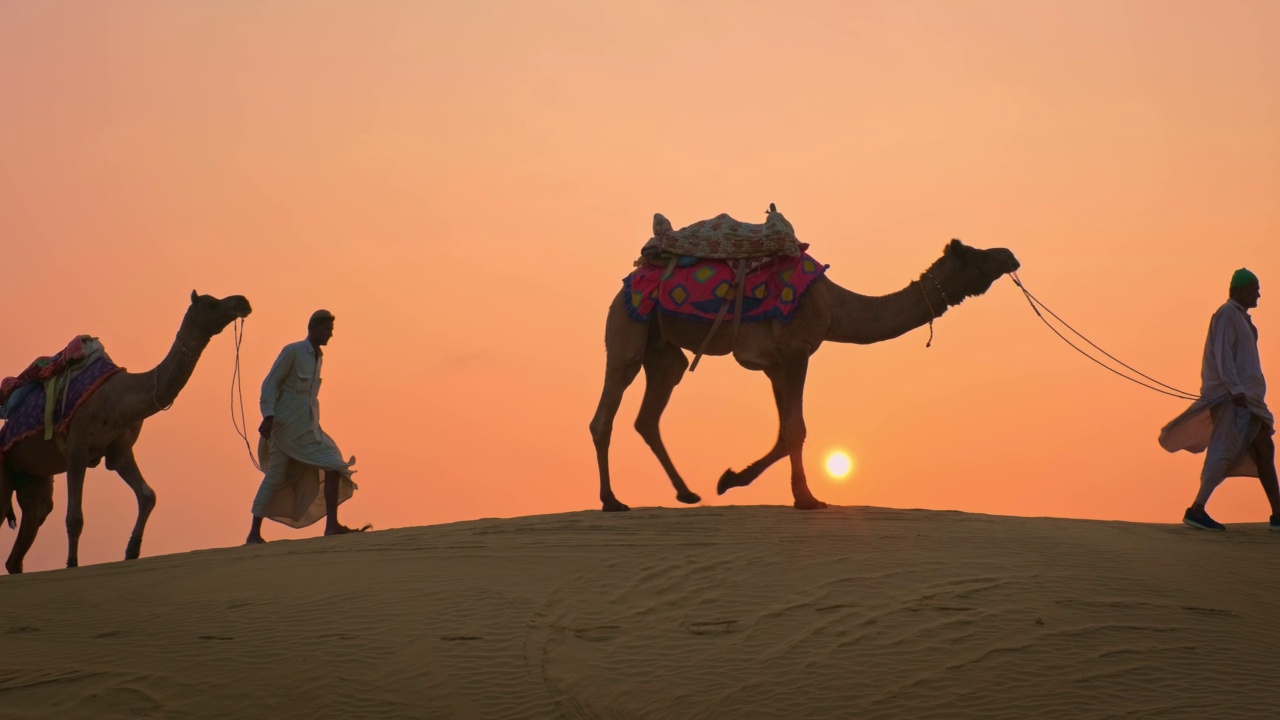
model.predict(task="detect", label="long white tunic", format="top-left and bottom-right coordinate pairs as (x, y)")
top-left (1159, 299), bottom-right (1272, 479)
top-left (252, 340), bottom-right (356, 528)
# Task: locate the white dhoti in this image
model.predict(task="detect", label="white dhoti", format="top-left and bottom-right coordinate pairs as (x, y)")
top-left (1160, 399), bottom-right (1267, 498)
top-left (252, 434), bottom-right (356, 529)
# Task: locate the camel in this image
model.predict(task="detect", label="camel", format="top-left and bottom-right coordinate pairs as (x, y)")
top-left (0, 291), bottom-right (252, 573)
top-left (589, 239), bottom-right (1019, 511)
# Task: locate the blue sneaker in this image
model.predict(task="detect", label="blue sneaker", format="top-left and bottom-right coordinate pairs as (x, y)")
top-left (1183, 507), bottom-right (1226, 531)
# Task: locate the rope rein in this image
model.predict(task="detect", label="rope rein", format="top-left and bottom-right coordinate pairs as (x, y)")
top-left (231, 319), bottom-right (264, 472)
top-left (916, 279), bottom-right (937, 348)
top-left (916, 270), bottom-right (950, 349)
top-left (1008, 272), bottom-right (1201, 401)
top-left (152, 373), bottom-right (174, 412)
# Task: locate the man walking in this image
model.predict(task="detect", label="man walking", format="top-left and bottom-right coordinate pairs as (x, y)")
top-left (1160, 269), bottom-right (1279, 531)
top-left (246, 309), bottom-right (362, 544)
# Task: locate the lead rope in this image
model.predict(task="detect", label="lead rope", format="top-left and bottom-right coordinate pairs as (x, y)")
top-left (1009, 272), bottom-right (1201, 401)
top-left (916, 270), bottom-right (949, 348)
top-left (231, 318), bottom-right (263, 472)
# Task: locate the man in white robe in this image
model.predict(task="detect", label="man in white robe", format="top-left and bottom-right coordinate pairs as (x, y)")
top-left (1159, 268), bottom-right (1278, 531)
top-left (245, 309), bottom-right (361, 544)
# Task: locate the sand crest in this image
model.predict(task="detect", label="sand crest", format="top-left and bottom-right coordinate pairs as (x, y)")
top-left (1, 506), bottom-right (1278, 719)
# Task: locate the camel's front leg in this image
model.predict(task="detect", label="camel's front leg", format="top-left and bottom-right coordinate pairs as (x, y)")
top-left (777, 356), bottom-right (826, 510)
top-left (64, 455), bottom-right (88, 568)
top-left (718, 373), bottom-right (789, 495)
top-left (111, 448), bottom-right (156, 560)
top-left (5, 476), bottom-right (54, 574)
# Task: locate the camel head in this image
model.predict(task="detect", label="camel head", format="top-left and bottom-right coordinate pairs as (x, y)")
top-left (185, 290), bottom-right (253, 340)
top-left (928, 239), bottom-right (1020, 303)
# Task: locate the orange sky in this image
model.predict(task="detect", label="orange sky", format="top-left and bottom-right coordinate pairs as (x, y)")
top-left (2, 1), bottom-right (1278, 573)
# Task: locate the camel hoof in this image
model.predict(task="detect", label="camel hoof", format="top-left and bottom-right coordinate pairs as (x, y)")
top-left (716, 469), bottom-right (747, 496)
top-left (66, 560), bottom-right (78, 568)
top-left (676, 490), bottom-right (701, 505)
top-left (601, 499), bottom-right (631, 512)
top-left (5, 561), bottom-right (21, 575)
top-left (125, 536), bottom-right (142, 560)
top-left (793, 499), bottom-right (829, 510)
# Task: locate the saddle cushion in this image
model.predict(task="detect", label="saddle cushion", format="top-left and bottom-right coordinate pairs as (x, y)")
top-left (0, 356), bottom-right (123, 453)
top-left (623, 253), bottom-right (828, 324)
top-left (643, 207), bottom-right (803, 259)
top-left (0, 335), bottom-right (102, 408)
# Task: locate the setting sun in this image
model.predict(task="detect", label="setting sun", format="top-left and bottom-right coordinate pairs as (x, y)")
top-left (825, 451), bottom-right (854, 481)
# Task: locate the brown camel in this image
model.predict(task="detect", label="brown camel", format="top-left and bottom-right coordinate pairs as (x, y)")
top-left (0, 291), bottom-right (252, 573)
top-left (590, 239), bottom-right (1019, 511)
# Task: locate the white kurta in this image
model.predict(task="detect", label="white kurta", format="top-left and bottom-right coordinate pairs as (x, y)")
top-left (1159, 299), bottom-right (1272, 481)
top-left (251, 340), bottom-right (357, 528)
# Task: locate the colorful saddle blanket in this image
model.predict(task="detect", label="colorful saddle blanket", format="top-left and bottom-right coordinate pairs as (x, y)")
top-left (0, 355), bottom-right (123, 454)
top-left (642, 204), bottom-right (804, 260)
top-left (0, 335), bottom-right (102, 408)
top-left (624, 254), bottom-right (828, 324)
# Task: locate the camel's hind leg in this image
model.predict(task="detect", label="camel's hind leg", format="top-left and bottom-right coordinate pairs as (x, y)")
top-left (5, 473), bottom-right (54, 575)
top-left (635, 340), bottom-right (700, 505)
top-left (589, 293), bottom-right (649, 512)
top-left (109, 447), bottom-right (156, 561)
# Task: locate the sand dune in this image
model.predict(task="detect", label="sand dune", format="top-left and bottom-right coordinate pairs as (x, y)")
top-left (1, 505), bottom-right (1278, 719)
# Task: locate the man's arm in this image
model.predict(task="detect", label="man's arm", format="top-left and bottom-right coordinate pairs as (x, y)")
top-left (1209, 311), bottom-right (1245, 404)
top-left (259, 344), bottom-right (296, 435)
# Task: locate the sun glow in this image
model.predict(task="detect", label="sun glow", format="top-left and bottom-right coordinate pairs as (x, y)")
top-left (825, 451), bottom-right (854, 481)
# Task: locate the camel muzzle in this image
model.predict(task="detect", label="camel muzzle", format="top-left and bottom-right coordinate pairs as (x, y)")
top-left (1000, 249), bottom-right (1021, 274)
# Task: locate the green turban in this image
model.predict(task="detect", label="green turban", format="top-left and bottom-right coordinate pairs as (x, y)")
top-left (1231, 268), bottom-right (1259, 290)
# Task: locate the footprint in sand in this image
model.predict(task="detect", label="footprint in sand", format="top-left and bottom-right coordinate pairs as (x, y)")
top-left (688, 620), bottom-right (741, 636)
top-left (197, 635), bottom-right (234, 641)
top-left (5, 626), bottom-right (39, 634)
top-left (441, 635), bottom-right (484, 642)
top-left (1181, 606), bottom-right (1239, 618)
top-left (571, 626), bottom-right (621, 642)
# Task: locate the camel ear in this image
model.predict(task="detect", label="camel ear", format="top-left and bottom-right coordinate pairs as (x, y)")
top-left (191, 289), bottom-right (199, 303)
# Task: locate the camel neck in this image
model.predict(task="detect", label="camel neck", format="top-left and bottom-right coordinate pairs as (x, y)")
top-left (822, 277), bottom-right (950, 345)
top-left (118, 326), bottom-right (209, 422)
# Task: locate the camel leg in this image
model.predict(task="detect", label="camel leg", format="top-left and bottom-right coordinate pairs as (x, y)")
top-left (112, 449), bottom-right (156, 561)
top-left (5, 475), bottom-right (54, 575)
top-left (777, 356), bottom-right (826, 510)
top-left (635, 341), bottom-right (700, 505)
top-left (64, 455), bottom-right (88, 568)
top-left (717, 373), bottom-right (789, 495)
top-left (589, 298), bottom-right (648, 512)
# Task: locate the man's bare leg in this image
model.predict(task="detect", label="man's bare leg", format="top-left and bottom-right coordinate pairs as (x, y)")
top-left (1251, 429), bottom-right (1280, 517)
top-left (246, 516), bottom-right (267, 544)
top-left (323, 470), bottom-right (358, 535)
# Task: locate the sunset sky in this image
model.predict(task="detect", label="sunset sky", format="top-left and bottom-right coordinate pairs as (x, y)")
top-left (2, 1), bottom-right (1277, 573)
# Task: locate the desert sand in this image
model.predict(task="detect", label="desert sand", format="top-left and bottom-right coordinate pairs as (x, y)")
top-left (1, 505), bottom-right (1278, 719)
